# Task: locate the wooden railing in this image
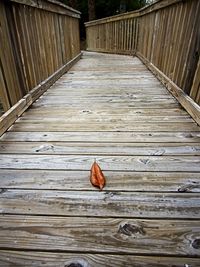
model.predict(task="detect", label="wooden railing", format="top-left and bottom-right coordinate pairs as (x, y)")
top-left (85, 12), bottom-right (139, 55)
top-left (0, 0), bottom-right (81, 114)
top-left (85, 0), bottom-right (200, 124)
top-left (85, 11), bottom-right (139, 55)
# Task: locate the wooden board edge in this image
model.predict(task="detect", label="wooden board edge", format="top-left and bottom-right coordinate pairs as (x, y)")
top-left (138, 0), bottom-right (182, 16)
top-left (86, 48), bottom-right (136, 56)
top-left (136, 52), bottom-right (200, 126)
top-left (85, 12), bottom-right (139, 27)
top-left (10, 0), bottom-right (81, 18)
top-left (0, 52), bottom-right (82, 137)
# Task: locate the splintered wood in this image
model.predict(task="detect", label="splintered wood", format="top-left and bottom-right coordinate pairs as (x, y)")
top-left (0, 52), bottom-right (200, 266)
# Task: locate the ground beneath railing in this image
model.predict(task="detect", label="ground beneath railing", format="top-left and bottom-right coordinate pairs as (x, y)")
top-left (0, 51), bottom-right (200, 266)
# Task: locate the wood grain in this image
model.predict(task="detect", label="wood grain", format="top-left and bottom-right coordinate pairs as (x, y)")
top-left (0, 215), bottom-right (200, 256)
top-left (1, 169), bottom-right (200, 192)
top-left (85, 0), bottom-right (200, 110)
top-left (0, 51), bottom-right (199, 263)
top-left (1, 190), bottom-right (200, 218)
top-left (137, 52), bottom-right (200, 125)
top-left (0, 154), bottom-right (200, 172)
top-left (22, 107), bottom-right (192, 118)
top-left (1, 0), bottom-right (200, 263)
top-left (0, 142), bottom-right (199, 156)
top-left (0, 53), bottom-right (82, 137)
top-left (9, 121), bottom-right (199, 132)
top-left (0, 0), bottom-right (81, 115)
top-left (1, 251), bottom-right (200, 267)
top-left (21, 114), bottom-right (193, 123)
top-left (2, 131), bottom-right (199, 143)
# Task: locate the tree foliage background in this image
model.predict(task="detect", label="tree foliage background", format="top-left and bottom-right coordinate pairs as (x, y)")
top-left (59, 0), bottom-right (148, 39)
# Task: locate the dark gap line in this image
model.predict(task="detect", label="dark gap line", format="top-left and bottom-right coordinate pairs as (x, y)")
top-left (1, 213), bottom-right (200, 221)
top-left (0, 247), bottom-right (199, 258)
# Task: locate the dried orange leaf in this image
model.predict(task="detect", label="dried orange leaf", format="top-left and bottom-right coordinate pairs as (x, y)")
top-left (90, 160), bottom-right (106, 190)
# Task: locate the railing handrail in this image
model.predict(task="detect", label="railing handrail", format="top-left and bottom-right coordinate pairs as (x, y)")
top-left (85, 11), bottom-right (139, 26)
top-left (10, 0), bottom-right (81, 17)
top-left (85, 0), bottom-right (182, 26)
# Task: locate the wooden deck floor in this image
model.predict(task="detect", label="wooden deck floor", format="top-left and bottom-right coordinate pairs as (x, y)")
top-left (0, 51), bottom-right (200, 266)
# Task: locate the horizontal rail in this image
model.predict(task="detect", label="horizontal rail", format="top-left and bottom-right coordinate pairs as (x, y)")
top-left (85, 0), bottom-right (182, 26)
top-left (10, 0), bottom-right (81, 17)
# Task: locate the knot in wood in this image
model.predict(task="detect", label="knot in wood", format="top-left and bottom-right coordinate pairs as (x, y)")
top-left (0, 188), bottom-right (7, 194)
top-left (178, 183), bottom-right (198, 193)
top-left (118, 223), bottom-right (146, 236)
top-left (192, 239), bottom-right (200, 249)
top-left (140, 158), bottom-right (150, 165)
top-left (64, 259), bottom-right (90, 267)
top-left (66, 264), bottom-right (83, 267)
top-left (35, 144), bottom-right (54, 152)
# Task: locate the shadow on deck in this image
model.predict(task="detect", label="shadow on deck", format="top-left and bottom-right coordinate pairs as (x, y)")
top-left (0, 52), bottom-right (200, 266)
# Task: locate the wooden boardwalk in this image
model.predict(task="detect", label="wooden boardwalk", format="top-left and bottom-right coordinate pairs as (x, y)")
top-left (0, 51), bottom-right (200, 266)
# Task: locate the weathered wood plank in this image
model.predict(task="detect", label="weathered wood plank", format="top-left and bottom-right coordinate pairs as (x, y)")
top-left (22, 98), bottom-right (181, 105)
top-left (24, 107), bottom-right (189, 116)
top-left (1, 169), bottom-right (200, 192)
top-left (42, 79), bottom-right (165, 86)
top-left (45, 85), bottom-right (172, 93)
top-left (1, 251), bottom-right (200, 267)
top-left (51, 72), bottom-right (164, 78)
top-left (63, 69), bottom-right (154, 74)
top-left (32, 95), bottom-right (178, 101)
top-left (137, 52), bottom-right (200, 125)
top-left (44, 90), bottom-right (174, 96)
top-left (21, 114), bottom-right (193, 123)
top-left (0, 215), bottom-right (200, 255)
top-left (9, 121), bottom-right (199, 132)
top-left (32, 101), bottom-right (181, 109)
top-left (0, 155), bottom-right (200, 172)
top-left (0, 142), bottom-right (199, 156)
top-left (22, 115), bottom-right (192, 122)
top-left (1, 190), bottom-right (200, 218)
top-left (0, 53), bottom-right (82, 137)
top-left (1, 131), bottom-right (200, 143)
